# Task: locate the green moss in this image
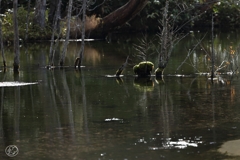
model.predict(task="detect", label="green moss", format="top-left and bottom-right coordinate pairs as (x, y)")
top-left (133, 77), bottom-right (154, 92)
top-left (133, 61), bottom-right (154, 77)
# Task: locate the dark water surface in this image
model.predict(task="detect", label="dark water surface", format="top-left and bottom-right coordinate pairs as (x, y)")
top-left (0, 32), bottom-right (240, 159)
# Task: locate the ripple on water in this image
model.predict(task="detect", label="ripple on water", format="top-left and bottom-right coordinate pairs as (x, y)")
top-left (135, 135), bottom-right (203, 150)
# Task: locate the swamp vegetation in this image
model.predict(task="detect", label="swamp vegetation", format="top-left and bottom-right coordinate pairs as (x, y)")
top-left (0, 0), bottom-right (240, 159)
top-left (0, 32), bottom-right (240, 159)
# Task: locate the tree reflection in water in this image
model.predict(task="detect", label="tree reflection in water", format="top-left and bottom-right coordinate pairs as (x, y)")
top-left (156, 78), bottom-right (174, 148)
top-left (0, 87), bottom-right (4, 155)
top-left (0, 31), bottom-right (239, 159)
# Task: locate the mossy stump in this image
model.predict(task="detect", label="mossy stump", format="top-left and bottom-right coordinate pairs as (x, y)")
top-left (133, 61), bottom-right (154, 77)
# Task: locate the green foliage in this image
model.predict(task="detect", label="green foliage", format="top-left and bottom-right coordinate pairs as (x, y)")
top-left (135, 0), bottom-right (193, 31)
top-left (188, 1), bottom-right (240, 29)
top-left (214, 2), bottom-right (240, 28)
top-left (2, 0), bottom-right (240, 43)
top-left (129, 0), bottom-right (240, 32)
top-left (2, 6), bottom-right (52, 42)
top-left (70, 0), bottom-right (240, 39)
top-left (1, 9), bottom-right (14, 42)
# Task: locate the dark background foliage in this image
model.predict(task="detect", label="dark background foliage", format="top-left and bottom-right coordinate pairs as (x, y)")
top-left (1, 0), bottom-right (240, 42)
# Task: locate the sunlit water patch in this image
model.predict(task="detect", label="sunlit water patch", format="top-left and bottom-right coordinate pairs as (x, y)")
top-left (148, 137), bottom-right (202, 150)
top-left (105, 75), bottom-right (124, 78)
top-left (134, 135), bottom-right (203, 150)
top-left (0, 81), bottom-right (38, 87)
top-left (104, 117), bottom-right (124, 123)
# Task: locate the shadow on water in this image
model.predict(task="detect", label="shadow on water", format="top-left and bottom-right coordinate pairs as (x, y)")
top-left (0, 32), bottom-right (240, 159)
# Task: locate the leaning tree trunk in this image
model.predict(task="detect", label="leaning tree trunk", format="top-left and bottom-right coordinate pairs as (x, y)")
top-left (100, 0), bottom-right (148, 33)
top-left (13, 0), bottom-right (20, 73)
top-left (71, 0), bottom-right (148, 38)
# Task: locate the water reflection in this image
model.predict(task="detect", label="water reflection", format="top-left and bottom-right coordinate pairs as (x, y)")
top-left (0, 88), bottom-right (4, 156)
top-left (66, 42), bottom-right (128, 67)
top-left (148, 137), bottom-right (202, 150)
top-left (0, 32), bottom-right (240, 159)
top-left (133, 77), bottom-right (154, 92)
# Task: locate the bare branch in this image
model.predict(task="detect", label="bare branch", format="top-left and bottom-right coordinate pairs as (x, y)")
top-left (175, 33), bottom-right (207, 73)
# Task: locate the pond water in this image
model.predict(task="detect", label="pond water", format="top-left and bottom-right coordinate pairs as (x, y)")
top-left (0, 31), bottom-right (240, 159)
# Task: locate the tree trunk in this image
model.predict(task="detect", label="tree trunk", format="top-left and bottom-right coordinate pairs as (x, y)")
top-left (34, 0), bottom-right (46, 29)
top-left (71, 0), bottom-right (148, 38)
top-left (60, 0), bottom-right (73, 66)
top-left (48, 0), bottom-right (61, 67)
top-left (100, 0), bottom-right (148, 33)
top-left (76, 0), bottom-right (87, 68)
top-left (13, 0), bottom-right (20, 73)
top-left (211, 12), bottom-right (215, 82)
top-left (0, 0), bottom-right (6, 68)
top-left (48, 0), bottom-right (61, 26)
top-left (0, 21), bottom-right (6, 68)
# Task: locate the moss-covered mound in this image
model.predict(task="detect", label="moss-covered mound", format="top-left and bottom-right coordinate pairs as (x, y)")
top-left (133, 61), bottom-right (154, 77)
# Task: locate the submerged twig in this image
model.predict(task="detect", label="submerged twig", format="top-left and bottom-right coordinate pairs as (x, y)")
top-left (115, 56), bottom-right (129, 76)
top-left (176, 33), bottom-right (207, 73)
